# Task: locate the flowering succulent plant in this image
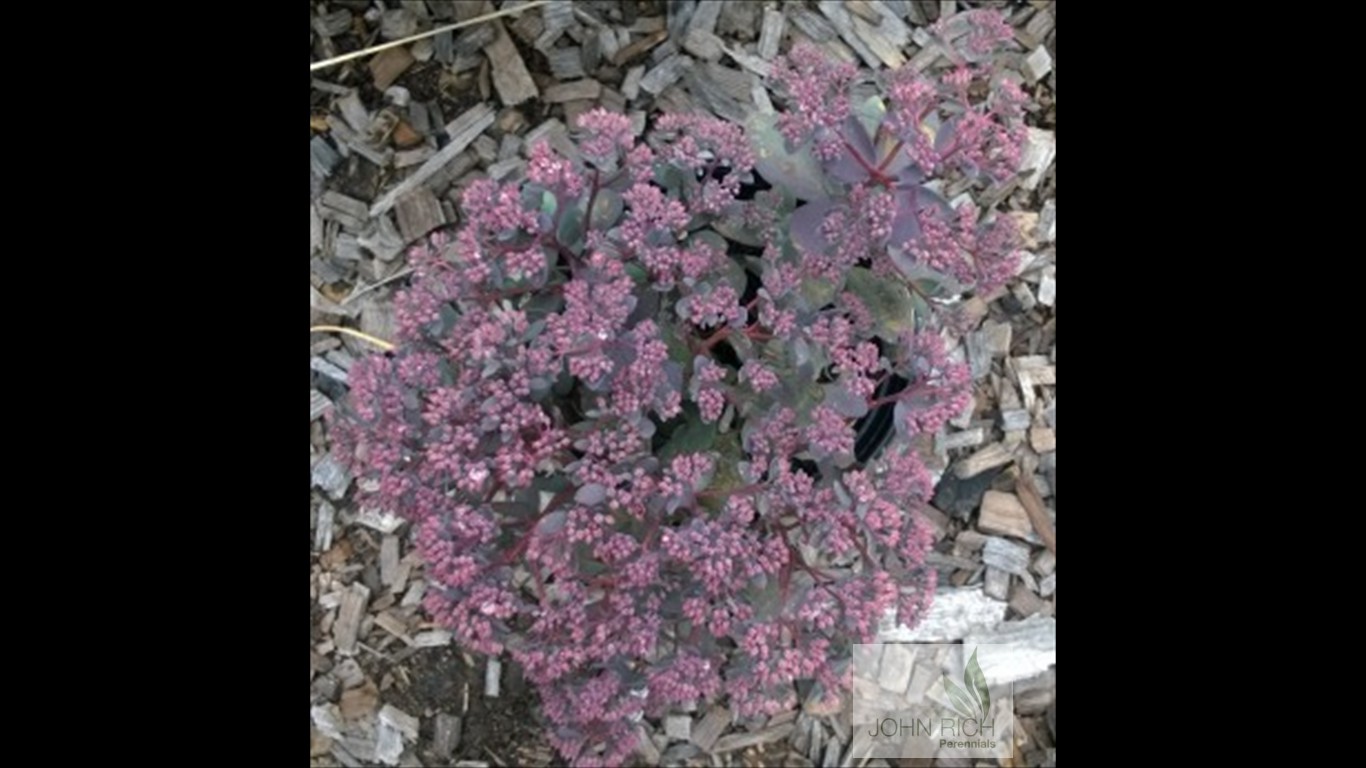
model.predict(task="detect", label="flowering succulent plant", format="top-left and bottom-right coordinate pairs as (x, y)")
top-left (334, 12), bottom-right (1024, 765)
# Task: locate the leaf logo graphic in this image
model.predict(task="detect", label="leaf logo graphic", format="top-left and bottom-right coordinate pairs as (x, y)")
top-left (941, 648), bottom-right (991, 722)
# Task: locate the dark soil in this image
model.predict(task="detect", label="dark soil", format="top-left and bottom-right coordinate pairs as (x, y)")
top-left (360, 646), bottom-right (565, 767)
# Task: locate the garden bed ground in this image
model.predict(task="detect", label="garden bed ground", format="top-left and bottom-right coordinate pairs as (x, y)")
top-left (310, 2), bottom-right (1056, 766)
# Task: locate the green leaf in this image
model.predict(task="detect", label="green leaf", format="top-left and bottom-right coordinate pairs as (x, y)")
top-left (845, 266), bottom-right (915, 338)
top-left (743, 570), bottom-right (784, 619)
top-left (745, 111), bottom-right (827, 201)
top-left (589, 188), bottom-right (623, 229)
top-left (941, 676), bottom-right (977, 722)
top-left (658, 412), bottom-right (718, 462)
top-left (691, 231), bottom-right (749, 298)
top-left (711, 217), bottom-right (765, 247)
top-left (699, 432), bottom-right (744, 512)
top-left (798, 276), bottom-right (838, 310)
top-left (658, 321), bottom-right (693, 367)
top-left (964, 648), bottom-right (991, 721)
top-left (437, 303), bottom-right (460, 335)
top-left (909, 292), bottom-right (934, 329)
top-left (654, 164), bottom-right (688, 196)
top-left (558, 202), bottom-right (585, 252)
top-left (625, 262), bottom-right (649, 284)
top-left (853, 95), bottom-right (886, 145)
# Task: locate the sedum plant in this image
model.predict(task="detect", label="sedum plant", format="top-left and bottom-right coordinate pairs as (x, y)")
top-left (334, 11), bottom-right (1023, 765)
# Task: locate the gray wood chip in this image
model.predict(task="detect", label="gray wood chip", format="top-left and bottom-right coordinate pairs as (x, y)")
top-left (640, 53), bottom-right (693, 95)
top-left (370, 46), bottom-right (416, 91)
top-left (787, 7), bottom-right (837, 43)
top-left (1037, 272), bottom-right (1056, 307)
top-left (1038, 199), bottom-right (1056, 242)
top-left (962, 615), bottom-right (1056, 686)
top-left (322, 191), bottom-right (370, 228)
top-left (484, 21), bottom-right (538, 106)
top-left (711, 723), bottom-right (797, 753)
top-left (472, 134), bottom-right (497, 164)
top-left (1024, 8), bottom-right (1055, 47)
top-left (1019, 127), bottom-right (1056, 191)
top-left (688, 0), bottom-right (723, 35)
top-left (328, 115), bottom-right (393, 167)
top-left (312, 454), bottom-right (352, 500)
top-left (394, 187), bottom-right (446, 243)
top-left (314, 500), bottom-right (336, 552)
top-left (546, 46), bottom-right (586, 79)
top-left (412, 629), bottom-right (452, 647)
top-left (370, 103), bottom-right (495, 217)
top-left (690, 705), bottom-right (730, 752)
top-left (1009, 583), bottom-right (1049, 618)
top-left (665, 713), bottom-right (691, 741)
top-left (523, 117), bottom-right (579, 161)
top-left (433, 714), bottom-right (462, 759)
top-left (878, 643), bottom-right (915, 693)
top-left (683, 26), bottom-right (724, 61)
top-left (486, 157), bottom-right (525, 182)
top-left (374, 611), bottom-right (414, 645)
top-left (380, 535), bottom-right (401, 588)
top-left (357, 506), bottom-right (405, 534)
top-left (983, 536), bottom-right (1031, 576)
top-left (536, 0), bottom-right (575, 50)
top-left (541, 79), bottom-right (602, 102)
top-left (312, 355), bottom-right (350, 385)
top-left (394, 146), bottom-right (435, 169)
top-left (485, 656), bottom-right (501, 697)
top-left (317, 9), bottom-right (353, 37)
top-left (358, 213), bottom-right (407, 262)
top-left (453, 24), bottom-right (496, 56)
top-left (379, 704), bottom-right (420, 740)
top-left (622, 65), bottom-right (646, 99)
top-left (817, 1), bottom-right (882, 68)
top-left (822, 737), bottom-right (841, 767)
top-left (380, 8), bottom-right (418, 41)
top-left (337, 92), bottom-right (371, 135)
top-left (978, 490), bottom-right (1033, 539)
top-left (758, 9), bottom-right (786, 60)
top-left (311, 136), bottom-right (342, 179)
top-left (334, 583), bottom-right (371, 656)
top-left (1000, 408), bottom-right (1031, 431)
top-left (954, 443), bottom-right (1014, 479)
top-left (1024, 45), bottom-right (1053, 84)
top-left (311, 389), bottom-right (333, 422)
top-left (878, 586), bottom-right (1006, 642)
top-left (937, 427), bottom-right (985, 452)
top-left (1028, 426), bottom-right (1055, 453)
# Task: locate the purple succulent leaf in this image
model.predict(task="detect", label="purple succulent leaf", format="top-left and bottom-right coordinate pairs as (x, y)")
top-left (790, 197), bottom-right (836, 256)
top-left (893, 163), bottom-right (924, 188)
top-left (826, 152), bottom-right (866, 185)
top-left (745, 112), bottom-right (827, 201)
top-left (842, 112), bottom-right (877, 164)
top-left (826, 113), bottom-right (877, 184)
top-left (536, 510), bottom-right (568, 535)
top-left (589, 187), bottom-right (624, 229)
top-left (846, 266), bottom-right (916, 338)
top-left (889, 187), bottom-right (921, 245)
top-left (823, 382), bottom-right (869, 419)
top-left (575, 483), bottom-right (608, 506)
top-left (934, 115), bottom-right (956, 153)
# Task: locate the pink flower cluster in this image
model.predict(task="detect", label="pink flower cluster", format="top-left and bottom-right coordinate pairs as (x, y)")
top-left (767, 9), bottom-right (1027, 296)
top-left (333, 99), bottom-right (958, 766)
